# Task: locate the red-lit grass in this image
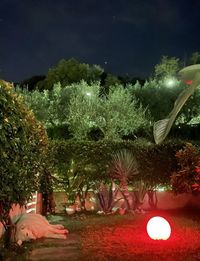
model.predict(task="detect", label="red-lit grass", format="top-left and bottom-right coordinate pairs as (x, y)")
top-left (3, 208), bottom-right (199, 260)
top-left (79, 209), bottom-right (200, 260)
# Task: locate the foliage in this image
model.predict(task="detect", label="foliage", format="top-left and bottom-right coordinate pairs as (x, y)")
top-left (130, 78), bottom-right (200, 127)
top-left (109, 150), bottom-right (139, 210)
top-left (102, 85), bottom-right (149, 140)
top-left (130, 79), bottom-right (182, 122)
top-left (17, 80), bottom-right (150, 141)
top-left (68, 81), bottom-right (102, 140)
top-left (135, 139), bottom-right (185, 188)
top-left (15, 86), bottom-right (50, 125)
top-left (177, 87), bottom-right (200, 125)
top-left (58, 159), bottom-right (90, 205)
top-left (50, 139), bottom-right (184, 193)
top-left (0, 81), bottom-right (50, 245)
top-left (20, 75), bottom-right (45, 91)
top-left (37, 58), bottom-right (104, 90)
top-left (154, 55), bottom-right (180, 80)
top-left (171, 143), bottom-right (200, 193)
top-left (17, 77), bottom-right (200, 142)
top-left (104, 73), bottom-right (121, 89)
top-left (94, 181), bottom-right (122, 214)
top-left (68, 82), bottom-right (149, 140)
top-left (110, 150), bottom-right (139, 181)
top-left (15, 82), bottom-right (75, 128)
top-left (188, 52), bottom-right (200, 65)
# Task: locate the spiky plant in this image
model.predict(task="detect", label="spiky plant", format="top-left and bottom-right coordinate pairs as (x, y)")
top-left (94, 181), bottom-right (122, 214)
top-left (110, 150), bottom-right (139, 210)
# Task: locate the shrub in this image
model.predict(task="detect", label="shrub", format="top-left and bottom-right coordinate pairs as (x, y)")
top-left (0, 81), bottom-right (50, 246)
top-left (50, 139), bottom-right (184, 191)
top-left (171, 143), bottom-right (200, 193)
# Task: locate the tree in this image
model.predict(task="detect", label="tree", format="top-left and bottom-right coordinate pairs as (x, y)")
top-left (68, 81), bottom-right (102, 140)
top-left (16, 82), bottom-right (75, 128)
top-left (99, 73), bottom-right (122, 97)
top-left (102, 85), bottom-right (149, 139)
top-left (0, 80), bottom-right (50, 247)
top-left (189, 52), bottom-right (200, 65)
top-left (16, 86), bottom-right (50, 126)
top-left (68, 82), bottom-right (149, 140)
top-left (154, 56), bottom-right (180, 80)
top-left (131, 79), bottom-right (182, 122)
top-left (37, 58), bottom-right (104, 90)
top-left (104, 74), bottom-right (121, 87)
top-left (20, 75), bottom-right (45, 91)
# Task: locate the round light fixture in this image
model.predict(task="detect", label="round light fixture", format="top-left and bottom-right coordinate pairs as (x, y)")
top-left (146, 216), bottom-right (171, 240)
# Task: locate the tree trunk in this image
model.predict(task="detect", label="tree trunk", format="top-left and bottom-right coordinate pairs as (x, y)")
top-left (3, 216), bottom-right (15, 248)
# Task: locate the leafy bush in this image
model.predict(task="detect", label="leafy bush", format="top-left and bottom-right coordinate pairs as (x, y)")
top-left (50, 139), bottom-right (184, 191)
top-left (171, 143), bottom-right (200, 193)
top-left (135, 139), bottom-right (185, 188)
top-left (17, 81), bottom-right (150, 141)
top-left (37, 58), bottom-right (103, 90)
top-left (0, 81), bottom-right (50, 245)
top-left (68, 83), bottom-right (149, 140)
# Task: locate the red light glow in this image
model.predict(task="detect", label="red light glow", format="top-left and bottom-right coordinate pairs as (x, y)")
top-left (185, 80), bottom-right (193, 85)
top-left (147, 216), bottom-right (171, 240)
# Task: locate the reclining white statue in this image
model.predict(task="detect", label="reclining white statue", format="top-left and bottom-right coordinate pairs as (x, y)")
top-left (13, 213), bottom-right (69, 245)
top-left (0, 211), bottom-right (69, 246)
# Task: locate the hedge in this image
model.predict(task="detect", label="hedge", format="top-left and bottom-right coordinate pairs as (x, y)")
top-left (50, 138), bottom-right (185, 189)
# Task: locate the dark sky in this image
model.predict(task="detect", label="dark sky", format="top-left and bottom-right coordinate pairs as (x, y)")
top-left (0, 0), bottom-right (200, 82)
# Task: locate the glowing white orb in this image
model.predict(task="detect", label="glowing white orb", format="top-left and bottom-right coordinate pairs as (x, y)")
top-left (147, 216), bottom-right (171, 240)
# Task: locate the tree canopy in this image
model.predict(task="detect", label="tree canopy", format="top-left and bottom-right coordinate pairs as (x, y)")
top-left (37, 58), bottom-right (104, 90)
top-left (154, 56), bottom-right (180, 80)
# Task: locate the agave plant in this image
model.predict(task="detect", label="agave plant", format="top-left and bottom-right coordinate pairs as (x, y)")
top-left (94, 181), bottom-right (122, 214)
top-left (110, 150), bottom-right (139, 211)
top-left (154, 64), bottom-right (200, 144)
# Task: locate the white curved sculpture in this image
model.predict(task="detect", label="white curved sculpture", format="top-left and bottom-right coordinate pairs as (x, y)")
top-left (153, 64), bottom-right (200, 144)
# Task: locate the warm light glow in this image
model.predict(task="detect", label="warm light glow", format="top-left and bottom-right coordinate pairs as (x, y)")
top-left (86, 92), bottom-right (92, 96)
top-left (147, 216), bottom-right (171, 240)
top-left (165, 78), bottom-right (177, 87)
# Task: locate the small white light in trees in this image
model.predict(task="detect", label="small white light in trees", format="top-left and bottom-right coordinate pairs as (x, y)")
top-left (165, 77), bottom-right (178, 87)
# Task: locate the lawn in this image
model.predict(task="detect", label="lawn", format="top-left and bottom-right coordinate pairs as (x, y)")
top-left (79, 209), bottom-right (200, 260)
top-left (1, 207), bottom-right (200, 261)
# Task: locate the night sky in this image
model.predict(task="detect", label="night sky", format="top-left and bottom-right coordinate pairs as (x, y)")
top-left (0, 0), bottom-right (200, 82)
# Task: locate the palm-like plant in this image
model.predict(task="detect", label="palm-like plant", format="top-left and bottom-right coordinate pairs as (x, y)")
top-left (110, 150), bottom-right (139, 211)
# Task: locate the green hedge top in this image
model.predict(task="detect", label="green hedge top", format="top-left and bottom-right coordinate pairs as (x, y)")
top-left (50, 139), bottom-right (185, 187)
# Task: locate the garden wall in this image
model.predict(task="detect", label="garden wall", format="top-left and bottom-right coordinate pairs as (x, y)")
top-left (141, 191), bottom-right (200, 210)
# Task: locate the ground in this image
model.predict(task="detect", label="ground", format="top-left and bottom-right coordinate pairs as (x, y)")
top-left (1, 207), bottom-right (200, 261)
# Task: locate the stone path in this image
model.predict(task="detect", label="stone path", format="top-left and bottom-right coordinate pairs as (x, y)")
top-left (24, 234), bottom-right (81, 261)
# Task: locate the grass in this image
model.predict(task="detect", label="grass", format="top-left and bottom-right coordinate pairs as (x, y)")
top-left (1, 207), bottom-right (200, 260)
top-left (57, 207), bottom-right (200, 261)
